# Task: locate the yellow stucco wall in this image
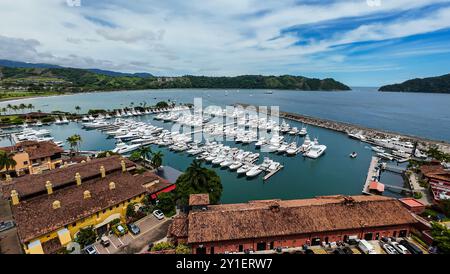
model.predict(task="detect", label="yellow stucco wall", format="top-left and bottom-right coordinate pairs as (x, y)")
top-left (23, 194), bottom-right (145, 254)
top-left (0, 152), bottom-right (29, 173)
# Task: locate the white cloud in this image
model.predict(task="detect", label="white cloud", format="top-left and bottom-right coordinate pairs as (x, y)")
top-left (0, 0), bottom-right (448, 80)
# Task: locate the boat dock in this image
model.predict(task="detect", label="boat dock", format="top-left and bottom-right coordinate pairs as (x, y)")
top-left (362, 156), bottom-right (380, 195)
top-left (263, 165), bottom-right (284, 181)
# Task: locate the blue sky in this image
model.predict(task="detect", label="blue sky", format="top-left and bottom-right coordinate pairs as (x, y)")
top-left (0, 0), bottom-right (450, 86)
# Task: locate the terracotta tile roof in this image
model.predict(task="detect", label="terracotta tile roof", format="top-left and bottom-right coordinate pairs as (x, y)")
top-left (183, 195), bottom-right (417, 244)
top-left (41, 237), bottom-right (62, 254)
top-left (0, 141), bottom-right (63, 160)
top-left (189, 194), bottom-right (210, 206)
top-left (168, 214), bottom-right (189, 239)
top-left (11, 170), bottom-right (161, 242)
top-left (420, 164), bottom-right (450, 182)
top-left (1, 155), bottom-right (135, 199)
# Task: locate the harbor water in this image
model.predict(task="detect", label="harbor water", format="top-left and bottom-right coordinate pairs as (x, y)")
top-left (1, 87), bottom-right (441, 203)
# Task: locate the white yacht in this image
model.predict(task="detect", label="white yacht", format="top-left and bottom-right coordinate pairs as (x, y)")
top-left (298, 126), bottom-right (307, 136)
top-left (300, 135), bottom-right (313, 152)
top-left (112, 142), bottom-right (141, 154)
top-left (229, 161), bottom-right (243, 170)
top-left (288, 127), bottom-right (299, 135)
top-left (246, 166), bottom-right (262, 177)
top-left (237, 164), bottom-right (251, 175)
top-left (304, 138), bottom-right (327, 159)
top-left (371, 146), bottom-right (385, 153)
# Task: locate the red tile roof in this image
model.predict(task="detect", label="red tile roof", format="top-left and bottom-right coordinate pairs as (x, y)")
top-left (11, 170), bottom-right (166, 242)
top-left (0, 141), bottom-right (63, 160)
top-left (1, 155), bottom-right (135, 199)
top-left (171, 195), bottom-right (417, 244)
top-left (189, 194), bottom-right (210, 206)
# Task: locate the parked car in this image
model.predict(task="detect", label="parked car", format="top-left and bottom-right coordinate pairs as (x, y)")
top-left (304, 249), bottom-right (315, 254)
top-left (342, 247), bottom-right (354, 254)
top-left (153, 209), bottom-right (165, 220)
top-left (333, 248), bottom-right (346, 255)
top-left (128, 223), bottom-right (141, 235)
top-left (100, 236), bottom-right (110, 247)
top-left (116, 224), bottom-right (126, 234)
top-left (275, 247), bottom-right (283, 253)
top-left (380, 236), bottom-right (390, 243)
top-left (382, 244), bottom-right (398, 254)
top-left (347, 238), bottom-right (359, 245)
top-left (358, 240), bottom-right (377, 254)
top-left (390, 242), bottom-right (410, 254)
top-left (400, 239), bottom-right (423, 254)
top-left (84, 245), bottom-right (98, 254)
top-left (0, 220), bottom-right (15, 232)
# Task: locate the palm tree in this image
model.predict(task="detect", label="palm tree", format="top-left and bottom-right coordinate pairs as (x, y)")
top-left (6, 104), bottom-right (12, 114)
top-left (185, 160), bottom-right (208, 188)
top-left (66, 134), bottom-right (82, 155)
top-left (75, 106), bottom-right (81, 114)
top-left (151, 151), bottom-right (164, 170)
top-left (138, 146), bottom-right (152, 162)
top-left (0, 151), bottom-right (17, 172)
top-left (27, 104), bottom-right (34, 112)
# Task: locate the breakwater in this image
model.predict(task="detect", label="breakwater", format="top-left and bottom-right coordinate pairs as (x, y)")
top-left (235, 103), bottom-right (450, 153)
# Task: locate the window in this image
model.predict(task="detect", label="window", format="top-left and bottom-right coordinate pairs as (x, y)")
top-left (23, 161), bottom-right (28, 165)
top-left (72, 222), bottom-right (76, 227)
top-left (238, 245), bottom-right (243, 252)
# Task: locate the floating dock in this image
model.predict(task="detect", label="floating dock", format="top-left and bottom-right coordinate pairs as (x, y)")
top-left (362, 156), bottom-right (380, 195)
top-left (263, 165), bottom-right (284, 181)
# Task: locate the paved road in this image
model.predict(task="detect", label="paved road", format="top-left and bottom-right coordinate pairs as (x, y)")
top-left (0, 197), bottom-right (22, 254)
top-left (94, 215), bottom-right (172, 254)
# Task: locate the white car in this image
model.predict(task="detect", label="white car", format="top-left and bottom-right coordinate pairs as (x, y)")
top-left (382, 244), bottom-right (398, 254)
top-left (390, 242), bottom-right (410, 254)
top-left (153, 209), bottom-right (165, 220)
top-left (85, 245), bottom-right (98, 254)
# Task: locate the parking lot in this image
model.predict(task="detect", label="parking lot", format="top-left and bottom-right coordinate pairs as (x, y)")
top-left (92, 214), bottom-right (172, 254)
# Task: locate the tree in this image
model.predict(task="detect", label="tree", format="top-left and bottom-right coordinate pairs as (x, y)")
top-left (129, 151), bottom-right (141, 162)
top-left (0, 151), bottom-right (17, 172)
top-left (175, 244), bottom-right (191, 254)
top-left (439, 199), bottom-right (450, 217)
top-left (151, 241), bottom-right (175, 252)
top-left (431, 222), bottom-right (450, 254)
top-left (151, 151), bottom-right (163, 169)
top-left (157, 192), bottom-right (176, 216)
top-left (75, 106), bottom-right (81, 113)
top-left (126, 202), bottom-right (137, 218)
top-left (138, 146), bottom-right (152, 162)
top-left (66, 134), bottom-right (82, 155)
top-left (155, 101), bottom-right (169, 108)
top-left (76, 226), bottom-right (97, 248)
top-left (174, 160), bottom-right (222, 205)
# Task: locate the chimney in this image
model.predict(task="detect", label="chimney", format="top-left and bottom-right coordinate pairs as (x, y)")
top-left (109, 181), bottom-right (116, 190)
top-left (83, 190), bottom-right (91, 199)
top-left (75, 172), bottom-right (81, 186)
top-left (121, 160), bottom-right (126, 172)
top-left (11, 190), bottom-right (19, 205)
top-left (52, 200), bottom-right (61, 209)
top-left (100, 165), bottom-right (106, 178)
top-left (81, 160), bottom-right (86, 164)
top-left (45, 181), bottom-right (53, 195)
top-left (5, 174), bottom-right (12, 182)
top-left (86, 156), bottom-right (91, 162)
top-left (106, 152), bottom-right (110, 157)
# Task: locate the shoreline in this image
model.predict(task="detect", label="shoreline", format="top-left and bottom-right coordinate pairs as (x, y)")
top-left (0, 93), bottom-right (72, 103)
top-left (235, 103), bottom-right (450, 153)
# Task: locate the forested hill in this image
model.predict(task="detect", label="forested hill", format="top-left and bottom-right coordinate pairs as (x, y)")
top-left (379, 74), bottom-right (450, 93)
top-left (0, 66), bottom-right (351, 92)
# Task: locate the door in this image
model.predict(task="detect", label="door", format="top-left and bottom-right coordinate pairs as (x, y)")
top-left (238, 245), bottom-right (243, 252)
top-left (269, 241), bottom-right (274, 249)
top-left (364, 233), bottom-right (373, 241)
top-left (399, 230), bottom-right (407, 237)
top-left (256, 242), bottom-right (266, 251)
top-left (196, 247), bottom-right (206, 254)
top-left (311, 237), bottom-right (321, 246)
top-left (375, 233), bottom-right (380, 240)
top-left (210, 246), bottom-right (215, 254)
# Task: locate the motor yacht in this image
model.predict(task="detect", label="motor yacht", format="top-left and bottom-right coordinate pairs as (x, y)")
top-left (237, 164), bottom-right (251, 174)
top-left (304, 138), bottom-right (327, 159)
top-left (246, 166), bottom-right (262, 177)
top-left (112, 142), bottom-right (141, 154)
top-left (229, 161), bottom-right (243, 170)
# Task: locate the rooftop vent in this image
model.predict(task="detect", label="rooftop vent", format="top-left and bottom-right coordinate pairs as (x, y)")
top-left (109, 181), bottom-right (116, 190)
top-left (52, 200), bottom-right (61, 209)
top-left (83, 190), bottom-right (91, 199)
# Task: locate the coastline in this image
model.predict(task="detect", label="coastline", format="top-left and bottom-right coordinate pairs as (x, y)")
top-left (0, 92), bottom-right (71, 103)
top-left (235, 103), bottom-right (450, 153)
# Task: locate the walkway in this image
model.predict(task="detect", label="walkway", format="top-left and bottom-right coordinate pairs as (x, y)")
top-left (408, 173), bottom-right (433, 205)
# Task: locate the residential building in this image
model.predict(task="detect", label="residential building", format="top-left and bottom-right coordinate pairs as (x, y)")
top-left (0, 141), bottom-right (64, 175)
top-left (168, 194), bottom-right (418, 254)
top-left (2, 155), bottom-right (174, 254)
top-left (420, 162), bottom-right (450, 201)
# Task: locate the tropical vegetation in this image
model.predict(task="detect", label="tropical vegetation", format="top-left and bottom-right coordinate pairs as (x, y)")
top-left (431, 222), bottom-right (450, 254)
top-left (0, 150), bottom-right (17, 171)
top-left (66, 134), bottom-right (82, 155)
top-left (75, 226), bottom-right (97, 248)
top-left (379, 73), bottom-right (450, 93)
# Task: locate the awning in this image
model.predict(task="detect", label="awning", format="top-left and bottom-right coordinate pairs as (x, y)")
top-left (28, 240), bottom-right (44, 254)
top-left (151, 184), bottom-right (176, 199)
top-left (57, 228), bottom-right (72, 246)
top-left (369, 181), bottom-right (385, 192)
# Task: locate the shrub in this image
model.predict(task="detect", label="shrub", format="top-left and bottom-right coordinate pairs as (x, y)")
top-left (151, 241), bottom-right (175, 251)
top-left (110, 218), bottom-right (121, 226)
top-left (111, 223), bottom-right (128, 237)
top-left (75, 226), bottom-right (97, 248)
top-left (175, 244), bottom-right (191, 254)
top-left (413, 192), bottom-right (423, 199)
top-left (126, 202), bottom-right (137, 218)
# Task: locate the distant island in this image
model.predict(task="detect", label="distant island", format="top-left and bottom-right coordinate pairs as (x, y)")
top-left (0, 60), bottom-right (350, 101)
top-left (379, 73), bottom-right (450, 93)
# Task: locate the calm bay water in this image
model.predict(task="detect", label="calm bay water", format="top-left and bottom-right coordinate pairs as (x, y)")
top-left (2, 87), bottom-right (446, 203)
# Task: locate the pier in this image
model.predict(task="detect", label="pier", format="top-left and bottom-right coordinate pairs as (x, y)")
top-left (362, 156), bottom-right (380, 195)
top-left (263, 165), bottom-right (284, 181)
top-left (384, 164), bottom-right (407, 174)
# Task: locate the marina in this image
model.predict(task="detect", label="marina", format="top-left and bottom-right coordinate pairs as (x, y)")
top-left (0, 89), bottom-right (442, 203)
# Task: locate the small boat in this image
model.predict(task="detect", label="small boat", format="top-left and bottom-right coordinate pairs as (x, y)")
top-left (35, 121), bottom-right (43, 127)
top-left (246, 166), bottom-right (262, 177)
top-left (350, 152), bottom-right (358, 158)
top-left (304, 138), bottom-right (327, 159)
top-left (229, 161), bottom-right (243, 170)
top-left (237, 164), bottom-right (251, 175)
top-left (371, 146), bottom-right (385, 153)
top-left (298, 126), bottom-right (307, 136)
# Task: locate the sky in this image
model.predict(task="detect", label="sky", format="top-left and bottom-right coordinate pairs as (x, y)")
top-left (0, 0), bottom-right (450, 86)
